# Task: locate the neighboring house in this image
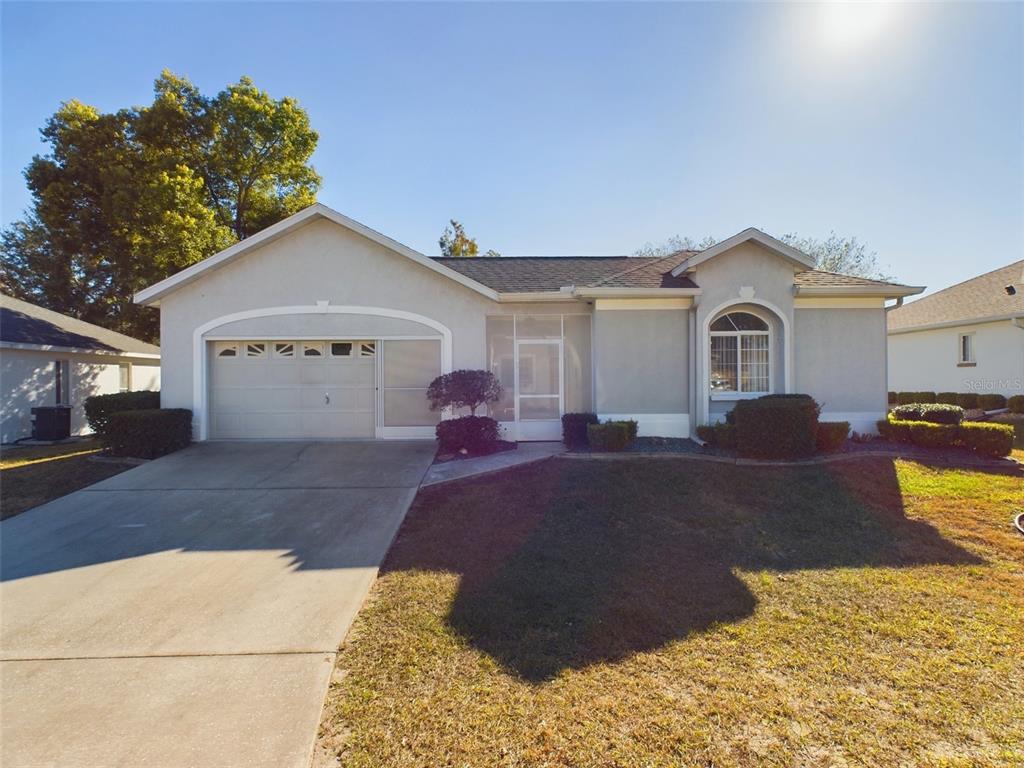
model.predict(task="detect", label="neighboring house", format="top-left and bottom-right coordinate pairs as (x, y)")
top-left (135, 203), bottom-right (921, 441)
top-left (0, 294), bottom-right (161, 443)
top-left (888, 261), bottom-right (1024, 398)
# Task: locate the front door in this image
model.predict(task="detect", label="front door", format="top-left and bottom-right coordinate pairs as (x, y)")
top-left (515, 339), bottom-right (563, 440)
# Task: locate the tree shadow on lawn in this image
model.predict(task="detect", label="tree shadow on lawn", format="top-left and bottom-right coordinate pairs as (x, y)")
top-left (381, 457), bottom-right (987, 683)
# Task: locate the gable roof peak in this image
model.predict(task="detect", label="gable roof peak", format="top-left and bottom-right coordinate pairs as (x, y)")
top-left (669, 227), bottom-right (815, 275)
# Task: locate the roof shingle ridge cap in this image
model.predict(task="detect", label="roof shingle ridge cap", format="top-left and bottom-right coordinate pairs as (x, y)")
top-left (589, 250), bottom-right (695, 287)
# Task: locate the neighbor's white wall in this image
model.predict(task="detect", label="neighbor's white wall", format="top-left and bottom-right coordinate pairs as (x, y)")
top-left (0, 349), bottom-right (160, 442)
top-left (888, 320), bottom-right (1024, 398)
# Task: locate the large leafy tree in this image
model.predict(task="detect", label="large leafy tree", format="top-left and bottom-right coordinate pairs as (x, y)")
top-left (1, 71), bottom-right (320, 341)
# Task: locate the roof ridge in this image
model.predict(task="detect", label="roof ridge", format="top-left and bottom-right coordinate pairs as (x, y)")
top-left (589, 250), bottom-right (693, 287)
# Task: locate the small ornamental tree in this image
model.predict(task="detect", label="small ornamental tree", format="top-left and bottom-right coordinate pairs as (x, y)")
top-left (427, 369), bottom-right (502, 415)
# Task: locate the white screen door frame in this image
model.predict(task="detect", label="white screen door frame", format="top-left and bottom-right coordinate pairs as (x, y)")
top-left (514, 338), bottom-right (563, 441)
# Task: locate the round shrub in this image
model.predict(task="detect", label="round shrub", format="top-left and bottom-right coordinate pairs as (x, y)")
top-left (816, 421), bottom-right (850, 452)
top-left (734, 394), bottom-right (820, 459)
top-left (427, 370), bottom-right (502, 416)
top-left (436, 415), bottom-right (500, 454)
top-left (959, 422), bottom-right (1014, 458)
top-left (561, 412), bottom-right (599, 448)
top-left (890, 403), bottom-right (964, 425)
top-left (977, 394), bottom-right (1007, 411)
top-left (586, 421), bottom-right (634, 452)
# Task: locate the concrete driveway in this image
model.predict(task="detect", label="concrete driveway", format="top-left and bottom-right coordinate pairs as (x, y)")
top-left (1, 440), bottom-right (436, 768)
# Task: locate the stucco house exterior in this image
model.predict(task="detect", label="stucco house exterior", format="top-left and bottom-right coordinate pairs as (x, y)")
top-left (1, 294), bottom-right (161, 443)
top-left (135, 203), bottom-right (922, 441)
top-left (888, 260), bottom-right (1024, 398)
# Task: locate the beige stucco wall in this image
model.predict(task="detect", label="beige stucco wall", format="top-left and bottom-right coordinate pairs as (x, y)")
top-left (155, 217), bottom-right (589, 432)
top-left (794, 307), bottom-right (888, 432)
top-left (1, 348), bottom-right (160, 443)
top-left (593, 309), bottom-right (689, 436)
top-left (887, 319), bottom-right (1024, 397)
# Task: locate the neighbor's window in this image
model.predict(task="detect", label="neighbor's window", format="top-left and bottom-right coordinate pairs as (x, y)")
top-left (958, 333), bottom-right (975, 364)
top-left (710, 311), bottom-right (770, 395)
top-left (118, 363), bottom-right (131, 393)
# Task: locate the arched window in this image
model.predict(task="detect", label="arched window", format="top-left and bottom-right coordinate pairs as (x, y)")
top-left (709, 311), bottom-right (770, 395)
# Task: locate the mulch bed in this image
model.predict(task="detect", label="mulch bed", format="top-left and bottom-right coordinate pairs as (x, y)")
top-left (434, 440), bottom-right (518, 464)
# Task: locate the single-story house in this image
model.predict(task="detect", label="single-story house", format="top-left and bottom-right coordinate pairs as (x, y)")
top-left (888, 260), bottom-right (1024, 398)
top-left (135, 203), bottom-right (922, 441)
top-left (1, 294), bottom-right (161, 443)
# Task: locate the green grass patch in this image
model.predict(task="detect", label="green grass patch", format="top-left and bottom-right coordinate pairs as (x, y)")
top-left (317, 457), bottom-right (1024, 767)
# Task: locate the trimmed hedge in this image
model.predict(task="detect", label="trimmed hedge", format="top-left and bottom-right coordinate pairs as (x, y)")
top-left (887, 391), bottom-right (897, 405)
top-left (936, 392), bottom-right (959, 405)
top-left (84, 390), bottom-right (160, 435)
top-left (696, 422), bottom-right (736, 450)
top-left (104, 409), bottom-right (191, 459)
top-left (880, 415), bottom-right (1014, 457)
top-left (561, 412), bottom-right (599, 449)
top-left (816, 421), bottom-right (850, 452)
top-left (956, 393), bottom-right (979, 409)
top-left (436, 415), bottom-right (500, 454)
top-left (734, 394), bottom-right (820, 459)
top-left (1008, 395), bottom-right (1024, 414)
top-left (586, 421), bottom-right (635, 452)
top-left (896, 391), bottom-right (936, 405)
top-left (890, 403), bottom-right (964, 425)
top-left (990, 414), bottom-right (1024, 449)
top-left (978, 394), bottom-right (1007, 411)
top-left (908, 422), bottom-right (959, 449)
top-left (960, 422), bottom-right (1014, 458)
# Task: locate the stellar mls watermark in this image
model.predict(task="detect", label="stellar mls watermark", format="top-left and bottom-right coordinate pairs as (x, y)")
top-left (962, 378), bottom-right (1022, 393)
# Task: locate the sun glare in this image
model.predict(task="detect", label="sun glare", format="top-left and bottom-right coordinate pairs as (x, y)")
top-left (817, 2), bottom-right (901, 52)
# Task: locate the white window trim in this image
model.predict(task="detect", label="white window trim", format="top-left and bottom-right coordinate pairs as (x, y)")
top-left (118, 362), bottom-right (132, 393)
top-left (957, 333), bottom-right (976, 364)
top-left (698, 299), bottom-right (792, 430)
top-left (709, 318), bottom-right (772, 400)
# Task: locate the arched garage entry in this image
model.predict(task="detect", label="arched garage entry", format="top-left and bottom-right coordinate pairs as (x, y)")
top-left (192, 305), bottom-right (453, 440)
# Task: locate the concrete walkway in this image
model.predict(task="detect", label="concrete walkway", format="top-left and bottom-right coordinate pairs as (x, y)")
top-left (0, 440), bottom-right (436, 768)
top-left (421, 441), bottom-right (566, 486)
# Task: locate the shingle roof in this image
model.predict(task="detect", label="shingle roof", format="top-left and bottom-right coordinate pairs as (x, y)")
top-left (793, 270), bottom-right (907, 288)
top-left (0, 294), bottom-right (160, 355)
top-left (433, 254), bottom-right (699, 292)
top-left (434, 255), bottom-right (914, 295)
top-left (887, 261), bottom-right (1024, 331)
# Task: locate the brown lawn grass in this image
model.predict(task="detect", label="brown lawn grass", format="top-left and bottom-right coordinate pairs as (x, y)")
top-left (0, 439), bottom-right (129, 519)
top-left (317, 456), bottom-right (1024, 768)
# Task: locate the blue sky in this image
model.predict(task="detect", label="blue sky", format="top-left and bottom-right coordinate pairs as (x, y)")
top-left (2, 2), bottom-right (1021, 294)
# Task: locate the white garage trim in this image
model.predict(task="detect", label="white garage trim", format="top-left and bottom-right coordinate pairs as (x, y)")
top-left (193, 305), bottom-right (453, 440)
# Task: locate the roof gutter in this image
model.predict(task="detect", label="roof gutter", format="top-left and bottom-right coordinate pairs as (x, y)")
top-left (795, 285), bottom-right (925, 299)
top-left (889, 312), bottom-right (1024, 335)
top-left (0, 341), bottom-right (160, 359)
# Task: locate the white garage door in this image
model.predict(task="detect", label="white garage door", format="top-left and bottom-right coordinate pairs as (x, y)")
top-left (209, 340), bottom-right (378, 439)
